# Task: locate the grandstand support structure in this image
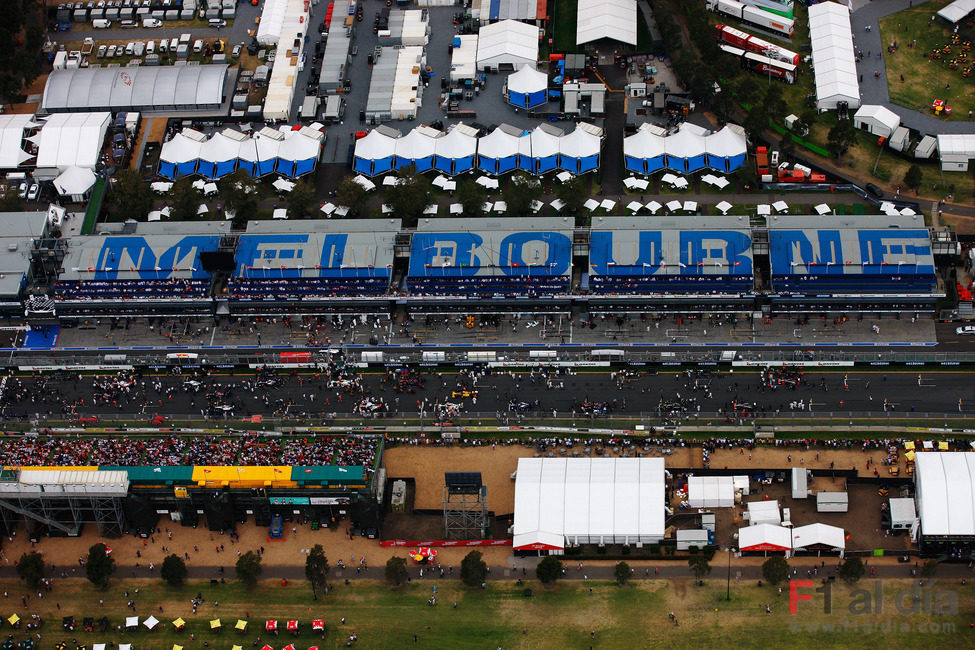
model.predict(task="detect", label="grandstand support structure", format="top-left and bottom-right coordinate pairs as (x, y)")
top-left (442, 472), bottom-right (488, 540)
top-left (0, 493), bottom-right (126, 537)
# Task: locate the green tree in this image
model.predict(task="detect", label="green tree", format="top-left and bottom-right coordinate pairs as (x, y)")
top-left (0, 191), bottom-right (24, 213)
top-left (761, 556), bottom-right (789, 586)
top-left (505, 173), bottom-right (541, 217)
top-left (305, 544), bottom-right (330, 600)
top-left (15, 551), bottom-right (45, 589)
top-left (904, 164), bottom-right (923, 193)
top-left (535, 555), bottom-right (563, 587)
top-left (460, 550), bottom-right (488, 588)
top-left (169, 177), bottom-right (200, 222)
top-left (235, 550), bottom-right (263, 589)
top-left (385, 556), bottom-right (408, 588)
top-left (160, 554), bottom-right (187, 587)
top-left (763, 84), bottom-right (787, 122)
top-left (736, 76), bottom-right (761, 107)
top-left (110, 169), bottom-right (154, 220)
top-left (743, 108), bottom-right (769, 143)
top-left (287, 178), bottom-right (318, 218)
top-left (85, 543), bottom-right (116, 590)
top-left (385, 166), bottom-right (428, 226)
top-left (838, 557), bottom-right (864, 584)
top-left (800, 109), bottom-right (819, 131)
top-left (455, 177), bottom-right (487, 218)
top-left (688, 556), bottom-right (712, 581)
top-left (220, 169), bottom-right (260, 226)
top-left (827, 119), bottom-right (856, 159)
top-left (921, 559), bottom-right (939, 578)
top-left (335, 176), bottom-right (369, 218)
top-left (555, 176), bottom-right (588, 215)
top-left (614, 561), bottom-right (632, 585)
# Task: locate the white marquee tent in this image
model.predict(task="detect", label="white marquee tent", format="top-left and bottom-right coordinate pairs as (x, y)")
top-left (394, 125), bottom-right (440, 172)
top-left (791, 523), bottom-right (846, 556)
top-left (914, 452), bottom-right (975, 538)
top-left (353, 128), bottom-right (400, 177)
top-left (808, 1), bottom-right (860, 110)
top-left (688, 476), bottom-right (735, 508)
top-left (853, 104), bottom-right (901, 138)
top-left (738, 523), bottom-right (792, 553)
top-left (35, 112), bottom-right (111, 171)
top-left (434, 123), bottom-right (478, 174)
top-left (938, 0), bottom-right (975, 23)
top-left (747, 500), bottom-right (781, 526)
top-left (477, 124), bottom-right (523, 174)
top-left (476, 19), bottom-right (539, 71)
top-left (0, 114), bottom-right (36, 169)
top-left (53, 166), bottom-right (97, 201)
top-left (576, 0), bottom-right (637, 46)
top-left (513, 457), bottom-right (665, 551)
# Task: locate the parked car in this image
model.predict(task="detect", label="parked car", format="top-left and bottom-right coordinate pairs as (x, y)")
top-left (120, 19), bottom-right (137, 28)
top-left (231, 44), bottom-right (241, 58)
top-left (26, 184), bottom-right (39, 201)
top-left (866, 183), bottom-right (884, 199)
top-left (957, 325), bottom-right (975, 335)
top-left (96, 44), bottom-right (107, 57)
top-left (142, 17), bottom-right (162, 27)
top-left (106, 44), bottom-right (117, 56)
top-left (17, 183), bottom-right (27, 199)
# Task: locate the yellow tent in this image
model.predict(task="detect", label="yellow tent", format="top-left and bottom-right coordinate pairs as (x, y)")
top-left (235, 619), bottom-right (248, 631)
top-left (210, 619), bottom-right (222, 630)
top-left (905, 441), bottom-right (915, 450)
top-left (905, 450), bottom-right (916, 461)
top-left (939, 441), bottom-right (949, 451)
top-left (173, 646), bottom-right (183, 650)
top-left (172, 618), bottom-right (186, 629)
top-left (232, 646), bottom-right (243, 650)
top-left (7, 614), bottom-right (19, 626)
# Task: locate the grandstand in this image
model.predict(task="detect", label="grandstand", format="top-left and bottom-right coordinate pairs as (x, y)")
top-left (406, 217), bottom-right (573, 302)
top-left (0, 211), bottom-right (51, 311)
top-left (227, 219), bottom-right (400, 307)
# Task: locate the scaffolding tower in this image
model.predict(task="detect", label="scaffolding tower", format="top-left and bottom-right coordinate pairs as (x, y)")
top-left (443, 472), bottom-right (488, 540)
top-left (0, 469), bottom-right (128, 537)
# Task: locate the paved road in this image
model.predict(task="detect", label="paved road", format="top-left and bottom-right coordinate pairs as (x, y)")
top-left (4, 368), bottom-right (975, 421)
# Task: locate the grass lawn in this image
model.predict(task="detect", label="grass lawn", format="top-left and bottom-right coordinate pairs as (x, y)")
top-left (549, 0), bottom-right (580, 54)
top-left (4, 576), bottom-right (972, 648)
top-left (881, 0), bottom-right (975, 121)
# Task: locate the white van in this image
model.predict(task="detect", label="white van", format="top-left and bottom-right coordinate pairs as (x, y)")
top-left (193, 39), bottom-right (203, 53)
top-left (92, 18), bottom-right (112, 28)
top-left (146, 40), bottom-right (155, 54)
top-left (158, 38), bottom-right (168, 52)
top-left (170, 37), bottom-right (179, 51)
top-left (125, 42), bottom-right (135, 55)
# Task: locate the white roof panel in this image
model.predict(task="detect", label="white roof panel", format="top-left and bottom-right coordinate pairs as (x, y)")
top-left (577, 0), bottom-right (637, 45)
top-left (738, 523), bottom-right (791, 551)
top-left (476, 19), bottom-right (539, 68)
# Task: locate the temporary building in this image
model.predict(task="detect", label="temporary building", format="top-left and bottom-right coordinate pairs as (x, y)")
top-left (262, 0), bottom-right (311, 120)
top-left (576, 0), bottom-right (637, 46)
top-left (815, 491), bottom-right (848, 513)
top-left (914, 452), bottom-right (975, 539)
top-left (477, 124), bottom-right (523, 175)
top-left (676, 529), bottom-right (710, 551)
top-left (353, 127), bottom-right (400, 177)
top-left (0, 114), bottom-right (35, 169)
top-left (746, 500), bottom-right (781, 526)
top-left (364, 46), bottom-right (425, 122)
top-left (704, 125), bottom-right (747, 172)
top-left (523, 125), bottom-right (561, 173)
top-left (393, 126), bottom-right (440, 172)
top-left (808, 2), bottom-right (859, 110)
top-left (53, 166), bottom-right (98, 202)
top-left (256, 0), bottom-right (291, 45)
top-left (889, 497), bottom-right (917, 531)
top-left (476, 19), bottom-right (539, 71)
top-left (450, 34), bottom-right (479, 82)
top-left (937, 0), bottom-right (975, 23)
top-left (791, 523), bottom-right (845, 556)
top-left (853, 104), bottom-right (900, 138)
top-left (35, 112), bottom-right (111, 171)
top-left (791, 468), bottom-right (810, 499)
top-left (433, 123), bottom-right (478, 175)
top-left (664, 126), bottom-right (707, 173)
top-left (937, 134), bottom-right (975, 172)
top-left (197, 131), bottom-right (242, 180)
top-left (471, 0), bottom-right (547, 23)
top-left (158, 129), bottom-right (207, 179)
top-left (512, 457), bottom-right (666, 551)
top-left (238, 127), bottom-right (285, 178)
top-left (506, 65), bottom-right (548, 109)
top-left (275, 126), bottom-right (324, 178)
top-left (623, 124), bottom-right (666, 174)
top-left (738, 523), bottom-right (791, 553)
top-left (558, 126), bottom-right (601, 174)
top-left (687, 476), bottom-right (734, 508)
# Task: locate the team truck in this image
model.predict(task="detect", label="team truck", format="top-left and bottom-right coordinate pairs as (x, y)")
top-left (706, 0), bottom-right (794, 38)
top-left (716, 24), bottom-right (799, 65)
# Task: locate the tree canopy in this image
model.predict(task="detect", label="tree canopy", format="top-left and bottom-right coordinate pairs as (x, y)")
top-left (16, 551), bottom-right (45, 589)
top-left (305, 544), bottom-right (330, 599)
top-left (161, 554), bottom-right (188, 587)
top-left (86, 543), bottom-right (116, 590)
top-left (536, 555), bottom-right (563, 586)
top-left (385, 556), bottom-right (409, 588)
top-left (460, 550), bottom-right (488, 587)
top-left (235, 551), bottom-right (263, 589)
top-left (761, 556), bottom-right (790, 586)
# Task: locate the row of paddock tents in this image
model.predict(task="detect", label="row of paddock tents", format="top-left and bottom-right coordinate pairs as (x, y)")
top-left (158, 126), bottom-right (324, 180)
top-left (623, 122), bottom-right (748, 174)
top-left (353, 122), bottom-right (603, 177)
top-left (738, 522), bottom-right (846, 557)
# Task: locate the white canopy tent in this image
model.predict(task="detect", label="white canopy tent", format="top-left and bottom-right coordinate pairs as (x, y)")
top-left (687, 476), bottom-right (735, 508)
top-left (506, 65), bottom-right (549, 100)
top-left (476, 19), bottom-right (539, 71)
top-left (53, 166), bottom-right (97, 200)
top-left (938, 0), bottom-right (975, 23)
top-left (434, 123), bottom-right (478, 175)
top-left (577, 0), bottom-right (637, 45)
top-left (394, 126), bottom-right (440, 172)
top-left (791, 523), bottom-right (846, 556)
top-left (853, 104), bottom-right (901, 138)
top-left (747, 500), bottom-right (781, 526)
top-left (513, 457), bottom-right (665, 550)
top-left (0, 114), bottom-right (36, 169)
top-left (808, 2), bottom-right (860, 110)
top-left (35, 112), bottom-right (111, 170)
top-left (738, 523), bottom-right (792, 553)
top-left (914, 452), bottom-right (975, 538)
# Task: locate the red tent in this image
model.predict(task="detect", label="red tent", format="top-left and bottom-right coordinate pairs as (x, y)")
top-left (260, 645), bottom-right (274, 650)
top-left (266, 620), bottom-right (277, 631)
top-left (282, 645), bottom-right (296, 650)
top-left (287, 620), bottom-right (299, 631)
top-left (311, 620), bottom-right (324, 631)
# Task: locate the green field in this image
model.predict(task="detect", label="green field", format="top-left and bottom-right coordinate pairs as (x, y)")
top-left (3, 576), bottom-right (972, 649)
top-left (881, 0), bottom-right (975, 121)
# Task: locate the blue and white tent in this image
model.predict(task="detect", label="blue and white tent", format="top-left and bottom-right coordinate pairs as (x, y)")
top-left (705, 125), bottom-right (747, 173)
top-left (623, 124), bottom-right (667, 174)
top-left (158, 129), bottom-right (206, 179)
top-left (393, 126), bottom-right (440, 173)
top-left (477, 125), bottom-right (523, 175)
top-left (237, 127), bottom-right (284, 178)
top-left (506, 65), bottom-right (548, 109)
top-left (353, 127), bottom-right (400, 177)
top-left (664, 126), bottom-right (707, 173)
top-left (558, 125), bottom-right (601, 174)
top-left (276, 126), bottom-right (324, 178)
top-left (196, 131), bottom-right (242, 179)
top-left (523, 125), bottom-right (561, 174)
top-left (433, 123), bottom-right (478, 175)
